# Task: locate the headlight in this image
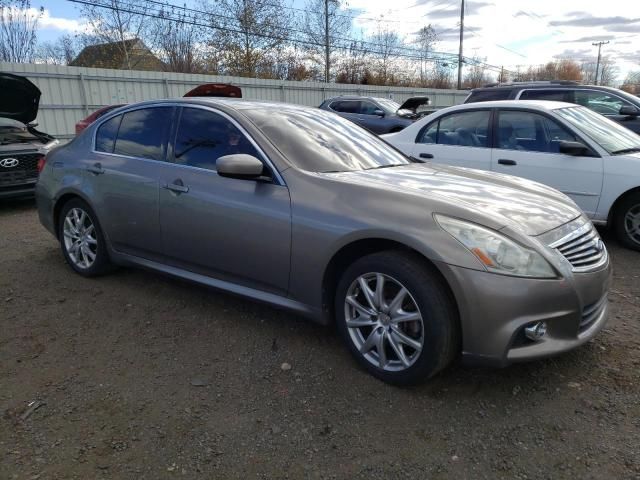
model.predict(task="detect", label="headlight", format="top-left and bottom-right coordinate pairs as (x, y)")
top-left (435, 215), bottom-right (556, 278)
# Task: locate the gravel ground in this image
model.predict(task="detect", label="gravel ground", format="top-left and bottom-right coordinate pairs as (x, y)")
top-left (1, 198), bottom-right (639, 480)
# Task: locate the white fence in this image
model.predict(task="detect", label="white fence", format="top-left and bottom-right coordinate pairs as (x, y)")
top-left (1, 62), bottom-right (469, 140)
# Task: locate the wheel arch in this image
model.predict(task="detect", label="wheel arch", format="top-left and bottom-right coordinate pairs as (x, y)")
top-left (607, 186), bottom-right (640, 226)
top-left (52, 190), bottom-right (94, 239)
top-left (320, 237), bottom-right (460, 326)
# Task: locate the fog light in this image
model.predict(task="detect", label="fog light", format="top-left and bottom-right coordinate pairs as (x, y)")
top-left (524, 322), bottom-right (547, 341)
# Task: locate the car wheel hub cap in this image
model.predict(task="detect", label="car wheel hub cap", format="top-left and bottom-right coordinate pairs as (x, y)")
top-left (63, 207), bottom-right (97, 269)
top-left (344, 273), bottom-right (425, 372)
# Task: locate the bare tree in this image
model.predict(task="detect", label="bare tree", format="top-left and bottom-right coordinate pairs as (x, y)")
top-left (415, 24), bottom-right (437, 84)
top-left (581, 56), bottom-right (618, 86)
top-left (463, 56), bottom-right (490, 88)
top-left (78, 0), bottom-right (151, 69)
top-left (299, 0), bottom-right (351, 81)
top-left (335, 39), bottom-right (370, 84)
top-left (0, 0), bottom-right (42, 62)
top-left (369, 23), bottom-right (402, 85)
top-left (204, 0), bottom-right (293, 78)
top-left (150, 4), bottom-right (203, 73)
top-left (35, 34), bottom-right (78, 65)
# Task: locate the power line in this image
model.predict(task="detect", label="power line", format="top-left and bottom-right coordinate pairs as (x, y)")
top-left (67, 0), bottom-right (460, 63)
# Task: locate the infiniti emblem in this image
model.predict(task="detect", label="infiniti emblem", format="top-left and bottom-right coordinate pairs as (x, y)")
top-left (0, 158), bottom-right (19, 168)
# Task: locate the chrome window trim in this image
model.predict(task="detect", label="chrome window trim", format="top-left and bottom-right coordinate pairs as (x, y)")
top-left (91, 102), bottom-right (286, 186)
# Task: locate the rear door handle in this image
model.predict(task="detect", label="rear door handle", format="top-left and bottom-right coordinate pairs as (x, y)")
top-left (163, 180), bottom-right (189, 194)
top-left (419, 153), bottom-right (434, 159)
top-left (498, 159), bottom-right (517, 166)
top-left (87, 162), bottom-right (105, 175)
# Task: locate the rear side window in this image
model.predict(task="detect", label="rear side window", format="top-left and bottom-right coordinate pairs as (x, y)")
top-left (95, 115), bottom-right (121, 153)
top-left (519, 90), bottom-right (568, 102)
top-left (418, 110), bottom-right (491, 147)
top-left (113, 107), bottom-right (173, 161)
top-left (465, 89), bottom-right (510, 103)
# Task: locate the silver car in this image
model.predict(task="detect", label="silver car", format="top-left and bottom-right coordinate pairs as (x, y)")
top-left (35, 99), bottom-right (611, 384)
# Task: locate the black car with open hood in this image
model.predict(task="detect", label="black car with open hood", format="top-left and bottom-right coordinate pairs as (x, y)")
top-left (0, 72), bottom-right (58, 199)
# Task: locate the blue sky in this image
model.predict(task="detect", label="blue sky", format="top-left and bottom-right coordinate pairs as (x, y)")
top-left (35, 0), bottom-right (639, 82)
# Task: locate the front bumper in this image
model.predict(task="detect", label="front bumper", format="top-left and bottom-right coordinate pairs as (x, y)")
top-left (0, 178), bottom-right (37, 199)
top-left (437, 259), bottom-right (612, 367)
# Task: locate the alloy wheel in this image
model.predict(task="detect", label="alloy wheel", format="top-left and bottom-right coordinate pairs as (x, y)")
top-left (344, 272), bottom-right (425, 372)
top-left (63, 207), bottom-right (98, 269)
top-left (624, 204), bottom-right (640, 246)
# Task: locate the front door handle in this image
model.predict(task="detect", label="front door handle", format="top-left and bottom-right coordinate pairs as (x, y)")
top-left (498, 159), bottom-right (517, 166)
top-left (163, 179), bottom-right (189, 194)
top-left (419, 153), bottom-right (434, 159)
top-left (87, 162), bottom-right (105, 175)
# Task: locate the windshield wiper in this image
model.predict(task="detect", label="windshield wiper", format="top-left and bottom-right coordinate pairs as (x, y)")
top-left (611, 147), bottom-right (640, 155)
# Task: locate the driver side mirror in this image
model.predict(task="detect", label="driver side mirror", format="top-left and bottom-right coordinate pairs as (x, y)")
top-left (216, 154), bottom-right (266, 180)
top-left (558, 140), bottom-right (590, 157)
top-left (373, 109), bottom-right (385, 117)
top-left (619, 105), bottom-right (639, 117)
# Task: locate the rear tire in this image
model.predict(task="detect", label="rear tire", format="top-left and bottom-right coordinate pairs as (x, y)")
top-left (613, 192), bottom-right (640, 251)
top-left (58, 198), bottom-right (113, 276)
top-left (335, 250), bottom-right (459, 385)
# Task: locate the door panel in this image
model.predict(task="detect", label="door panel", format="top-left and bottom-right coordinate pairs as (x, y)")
top-left (86, 107), bottom-right (173, 259)
top-left (159, 107), bottom-right (292, 294)
top-left (492, 109), bottom-right (603, 217)
top-left (159, 168), bottom-right (291, 294)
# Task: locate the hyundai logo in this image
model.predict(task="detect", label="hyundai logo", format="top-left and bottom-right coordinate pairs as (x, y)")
top-left (0, 158), bottom-right (19, 168)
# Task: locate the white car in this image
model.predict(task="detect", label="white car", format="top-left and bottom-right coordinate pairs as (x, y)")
top-left (383, 100), bottom-right (640, 250)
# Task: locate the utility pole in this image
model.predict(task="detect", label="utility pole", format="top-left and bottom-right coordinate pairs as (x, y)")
top-left (325, 0), bottom-right (330, 83)
top-left (592, 40), bottom-right (609, 85)
top-left (457, 0), bottom-right (464, 89)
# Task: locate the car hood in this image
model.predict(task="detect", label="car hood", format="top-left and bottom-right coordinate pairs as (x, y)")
top-left (322, 163), bottom-right (580, 236)
top-left (398, 96), bottom-right (431, 112)
top-left (0, 72), bottom-right (41, 124)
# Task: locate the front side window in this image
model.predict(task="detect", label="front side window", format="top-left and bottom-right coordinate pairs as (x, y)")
top-left (330, 101), bottom-right (360, 114)
top-left (573, 90), bottom-right (632, 115)
top-left (423, 110), bottom-right (490, 147)
top-left (359, 101), bottom-right (381, 115)
top-left (173, 108), bottom-right (259, 171)
top-left (113, 107), bottom-right (173, 160)
top-left (95, 114), bottom-right (121, 153)
top-left (497, 110), bottom-right (578, 153)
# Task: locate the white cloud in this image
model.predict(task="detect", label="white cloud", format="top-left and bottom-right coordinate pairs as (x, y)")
top-left (346, 0), bottom-right (640, 82)
top-left (38, 8), bottom-right (85, 32)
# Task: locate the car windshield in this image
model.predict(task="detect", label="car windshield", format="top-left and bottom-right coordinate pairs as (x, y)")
top-left (243, 107), bottom-right (412, 173)
top-left (376, 98), bottom-right (401, 114)
top-left (554, 106), bottom-right (640, 154)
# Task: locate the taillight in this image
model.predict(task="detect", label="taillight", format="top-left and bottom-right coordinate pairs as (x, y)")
top-left (36, 155), bottom-right (47, 174)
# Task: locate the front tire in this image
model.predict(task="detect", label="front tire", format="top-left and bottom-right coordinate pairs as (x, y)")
top-left (335, 251), bottom-right (459, 385)
top-left (58, 198), bottom-right (112, 276)
top-left (613, 192), bottom-right (640, 251)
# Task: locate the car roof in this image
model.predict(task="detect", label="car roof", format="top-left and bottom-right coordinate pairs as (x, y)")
top-left (323, 95), bottom-right (387, 102)
top-left (472, 83), bottom-right (618, 93)
top-left (443, 100), bottom-right (577, 112)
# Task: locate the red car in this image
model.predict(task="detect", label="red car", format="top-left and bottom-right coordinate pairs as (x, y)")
top-left (75, 104), bottom-right (125, 135)
top-left (75, 84), bottom-right (242, 135)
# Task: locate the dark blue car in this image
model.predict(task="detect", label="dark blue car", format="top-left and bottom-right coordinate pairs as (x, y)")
top-left (319, 96), bottom-right (432, 134)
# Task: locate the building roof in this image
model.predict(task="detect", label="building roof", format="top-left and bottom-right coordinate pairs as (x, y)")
top-left (70, 39), bottom-right (164, 71)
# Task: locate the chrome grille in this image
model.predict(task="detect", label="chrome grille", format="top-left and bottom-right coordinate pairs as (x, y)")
top-left (0, 152), bottom-right (41, 186)
top-left (580, 295), bottom-right (607, 331)
top-left (549, 221), bottom-right (607, 272)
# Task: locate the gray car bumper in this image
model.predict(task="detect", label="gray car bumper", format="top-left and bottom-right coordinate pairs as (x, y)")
top-left (437, 260), bottom-right (612, 367)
